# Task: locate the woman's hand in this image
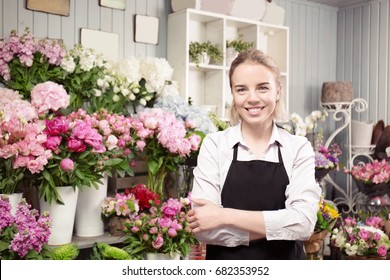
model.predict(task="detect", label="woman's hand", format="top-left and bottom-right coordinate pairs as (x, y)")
top-left (187, 198), bottom-right (225, 234)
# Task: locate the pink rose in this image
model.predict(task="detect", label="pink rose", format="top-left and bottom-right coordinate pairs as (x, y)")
top-left (60, 158), bottom-right (74, 172)
top-left (149, 227), bottom-right (158, 234)
top-left (377, 245), bottom-right (388, 257)
top-left (142, 234), bottom-right (149, 241)
top-left (131, 226), bottom-right (140, 233)
top-left (358, 229), bottom-right (370, 241)
top-left (167, 228), bottom-right (177, 238)
top-left (158, 217), bottom-right (172, 228)
top-left (170, 219), bottom-right (183, 231)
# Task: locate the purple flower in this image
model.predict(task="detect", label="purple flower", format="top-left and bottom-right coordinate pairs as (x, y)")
top-left (6, 199), bottom-right (51, 258)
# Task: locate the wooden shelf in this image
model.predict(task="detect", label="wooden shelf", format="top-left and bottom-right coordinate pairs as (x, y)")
top-left (71, 232), bottom-right (126, 249)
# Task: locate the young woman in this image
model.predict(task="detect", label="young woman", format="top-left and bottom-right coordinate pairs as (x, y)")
top-left (188, 49), bottom-right (321, 260)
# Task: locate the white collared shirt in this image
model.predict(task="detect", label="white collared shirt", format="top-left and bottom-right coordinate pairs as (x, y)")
top-left (191, 122), bottom-right (321, 247)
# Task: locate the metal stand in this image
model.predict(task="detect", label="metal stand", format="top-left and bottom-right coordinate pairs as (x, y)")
top-left (320, 98), bottom-right (372, 214)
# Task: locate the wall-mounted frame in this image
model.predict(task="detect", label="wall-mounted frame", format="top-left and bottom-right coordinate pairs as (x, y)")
top-left (26, 0), bottom-right (70, 16)
top-left (81, 29), bottom-right (119, 63)
top-left (134, 15), bottom-right (159, 45)
top-left (100, 0), bottom-right (126, 10)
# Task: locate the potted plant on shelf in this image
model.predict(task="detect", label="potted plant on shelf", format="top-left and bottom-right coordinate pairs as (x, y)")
top-left (226, 35), bottom-right (255, 65)
top-left (189, 41), bottom-right (223, 66)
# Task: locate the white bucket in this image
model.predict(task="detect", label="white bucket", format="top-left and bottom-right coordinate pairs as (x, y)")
top-left (351, 120), bottom-right (374, 147)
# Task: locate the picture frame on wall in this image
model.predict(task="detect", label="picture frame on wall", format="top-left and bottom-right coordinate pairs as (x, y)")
top-left (134, 15), bottom-right (160, 45)
top-left (100, 0), bottom-right (126, 10)
top-left (81, 29), bottom-right (119, 63)
top-left (26, 0), bottom-right (70, 16)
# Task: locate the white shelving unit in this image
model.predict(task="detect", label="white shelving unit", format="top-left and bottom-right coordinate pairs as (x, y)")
top-left (167, 8), bottom-right (289, 119)
top-left (320, 98), bottom-right (373, 214)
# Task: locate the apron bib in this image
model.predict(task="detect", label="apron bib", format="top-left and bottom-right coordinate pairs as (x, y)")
top-left (206, 143), bottom-right (305, 260)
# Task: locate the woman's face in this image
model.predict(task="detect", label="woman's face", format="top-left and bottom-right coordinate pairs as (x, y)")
top-left (231, 62), bottom-right (279, 126)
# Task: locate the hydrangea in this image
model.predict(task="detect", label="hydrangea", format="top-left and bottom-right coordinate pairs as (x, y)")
top-left (153, 94), bottom-right (217, 135)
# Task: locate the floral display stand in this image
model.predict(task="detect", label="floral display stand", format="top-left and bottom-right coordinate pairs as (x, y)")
top-left (320, 98), bottom-right (379, 214)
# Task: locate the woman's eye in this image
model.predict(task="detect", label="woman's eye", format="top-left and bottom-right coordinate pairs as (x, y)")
top-left (236, 88), bottom-right (247, 94)
top-left (257, 86), bottom-right (269, 92)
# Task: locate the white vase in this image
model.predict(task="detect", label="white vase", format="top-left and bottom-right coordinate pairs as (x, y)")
top-left (144, 252), bottom-right (180, 260)
top-left (39, 186), bottom-right (79, 245)
top-left (198, 52), bottom-right (210, 65)
top-left (7, 193), bottom-right (23, 215)
top-left (74, 175), bottom-right (108, 237)
top-left (351, 120), bottom-right (374, 147)
top-left (226, 47), bottom-right (239, 66)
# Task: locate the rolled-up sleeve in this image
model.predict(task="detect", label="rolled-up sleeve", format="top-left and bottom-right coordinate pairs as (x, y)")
top-left (191, 134), bottom-right (250, 246)
top-left (263, 139), bottom-right (321, 241)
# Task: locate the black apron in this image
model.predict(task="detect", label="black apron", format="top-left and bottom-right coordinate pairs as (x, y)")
top-left (206, 143), bottom-right (305, 260)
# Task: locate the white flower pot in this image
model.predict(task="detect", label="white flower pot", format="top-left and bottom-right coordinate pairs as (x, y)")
top-left (39, 186), bottom-right (79, 245)
top-left (144, 252), bottom-right (180, 260)
top-left (7, 193), bottom-right (23, 215)
top-left (351, 120), bottom-right (374, 147)
top-left (74, 175), bottom-right (108, 237)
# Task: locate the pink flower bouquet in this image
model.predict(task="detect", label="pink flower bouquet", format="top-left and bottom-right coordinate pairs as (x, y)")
top-left (345, 159), bottom-right (390, 197)
top-left (132, 108), bottom-right (202, 196)
top-left (122, 192), bottom-right (198, 259)
top-left (331, 216), bottom-right (390, 258)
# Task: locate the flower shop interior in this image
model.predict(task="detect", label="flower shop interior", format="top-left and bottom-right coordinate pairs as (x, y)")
top-left (1, 0), bottom-right (390, 262)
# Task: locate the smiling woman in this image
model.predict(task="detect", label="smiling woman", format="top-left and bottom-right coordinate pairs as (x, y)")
top-left (188, 49), bottom-right (321, 260)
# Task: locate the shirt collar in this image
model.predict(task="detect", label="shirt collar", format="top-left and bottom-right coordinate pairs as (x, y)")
top-left (227, 122), bottom-right (287, 149)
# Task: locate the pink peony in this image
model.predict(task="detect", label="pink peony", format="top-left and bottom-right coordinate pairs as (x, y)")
top-left (44, 136), bottom-right (62, 151)
top-left (60, 158), bottom-right (74, 172)
top-left (67, 138), bottom-right (86, 153)
top-left (45, 117), bottom-right (69, 136)
top-left (152, 234), bottom-right (164, 249)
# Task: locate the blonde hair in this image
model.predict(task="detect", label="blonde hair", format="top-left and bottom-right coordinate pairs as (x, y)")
top-left (228, 49), bottom-right (286, 125)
